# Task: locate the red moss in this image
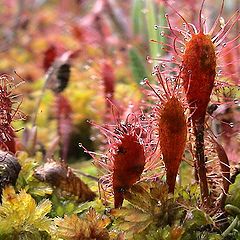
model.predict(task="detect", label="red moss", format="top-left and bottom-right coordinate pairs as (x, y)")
top-left (158, 97), bottom-right (187, 193)
top-left (182, 33), bottom-right (216, 125)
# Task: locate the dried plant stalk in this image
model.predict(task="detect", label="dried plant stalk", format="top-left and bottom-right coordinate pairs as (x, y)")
top-left (0, 150), bottom-right (21, 200)
top-left (34, 160), bottom-right (96, 202)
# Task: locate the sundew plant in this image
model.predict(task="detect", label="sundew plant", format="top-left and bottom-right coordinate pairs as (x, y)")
top-left (0, 0), bottom-right (239, 239)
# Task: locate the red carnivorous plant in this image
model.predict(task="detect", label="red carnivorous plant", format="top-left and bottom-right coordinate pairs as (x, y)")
top-left (152, 0), bottom-right (239, 203)
top-left (83, 111), bottom-right (160, 208)
top-left (143, 67), bottom-right (187, 194)
top-left (0, 74), bottom-right (24, 154)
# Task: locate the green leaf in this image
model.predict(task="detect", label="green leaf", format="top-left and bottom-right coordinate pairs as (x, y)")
top-left (55, 208), bottom-right (110, 240)
top-left (111, 207), bottom-right (150, 223)
top-left (145, 0), bottom-right (160, 64)
top-left (129, 47), bottom-right (148, 83)
top-left (157, 3), bottom-right (167, 57)
top-left (184, 209), bottom-right (213, 230)
top-left (0, 186), bottom-right (53, 238)
top-left (226, 174), bottom-right (240, 209)
top-left (132, 0), bottom-right (145, 35)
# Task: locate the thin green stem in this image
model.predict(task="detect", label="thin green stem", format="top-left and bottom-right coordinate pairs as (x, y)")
top-left (222, 216), bottom-right (238, 238)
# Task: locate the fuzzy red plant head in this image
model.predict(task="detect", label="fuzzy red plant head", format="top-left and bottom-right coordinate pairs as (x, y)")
top-left (152, 0), bottom-right (239, 202)
top-left (153, 0), bottom-right (239, 126)
top-left (158, 96), bottom-right (187, 193)
top-left (100, 59), bottom-right (116, 119)
top-left (43, 45), bottom-right (58, 71)
top-left (182, 33), bottom-right (216, 125)
top-left (144, 68), bottom-right (187, 194)
top-left (112, 122), bottom-right (145, 208)
top-left (85, 112), bottom-right (159, 208)
top-left (0, 74), bottom-right (24, 153)
top-left (54, 94), bottom-right (73, 161)
top-left (101, 60), bottom-right (115, 102)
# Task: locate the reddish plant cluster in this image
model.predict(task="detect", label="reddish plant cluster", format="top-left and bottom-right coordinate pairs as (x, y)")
top-left (158, 96), bottom-right (187, 193)
top-left (93, 0), bottom-right (239, 208)
top-left (87, 113), bottom-right (160, 208)
top-left (0, 75), bottom-right (23, 154)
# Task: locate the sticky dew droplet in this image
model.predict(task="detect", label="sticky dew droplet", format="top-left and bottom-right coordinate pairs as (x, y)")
top-left (234, 98), bottom-right (239, 104)
top-left (219, 17), bottom-right (225, 29)
top-left (146, 55), bottom-right (153, 63)
top-left (154, 65), bottom-right (160, 71)
top-left (140, 78), bottom-right (148, 85)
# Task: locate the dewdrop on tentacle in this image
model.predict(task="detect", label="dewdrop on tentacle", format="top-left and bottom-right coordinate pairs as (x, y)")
top-left (145, 69), bottom-right (187, 194)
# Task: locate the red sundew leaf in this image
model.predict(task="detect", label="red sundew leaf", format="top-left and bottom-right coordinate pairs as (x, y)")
top-left (46, 52), bottom-right (72, 93)
top-left (92, 113), bottom-right (152, 208)
top-left (101, 60), bottom-right (115, 102)
top-left (181, 33), bottom-right (216, 203)
top-left (182, 33), bottom-right (216, 125)
top-left (42, 45), bottom-right (58, 71)
top-left (158, 96), bottom-right (187, 193)
top-left (101, 60), bottom-right (116, 117)
top-left (0, 74), bottom-right (24, 154)
top-left (54, 94), bottom-right (73, 161)
top-left (1, 128), bottom-right (16, 153)
top-left (113, 133), bottom-right (145, 208)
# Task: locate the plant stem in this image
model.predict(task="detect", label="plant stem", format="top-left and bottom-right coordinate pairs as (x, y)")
top-left (31, 71), bottom-right (53, 126)
top-left (222, 216), bottom-right (238, 238)
top-left (194, 122), bottom-right (209, 204)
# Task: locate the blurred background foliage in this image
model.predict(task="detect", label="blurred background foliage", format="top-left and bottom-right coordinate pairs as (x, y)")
top-left (0, 0), bottom-right (239, 239)
top-left (0, 0), bottom-right (238, 161)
